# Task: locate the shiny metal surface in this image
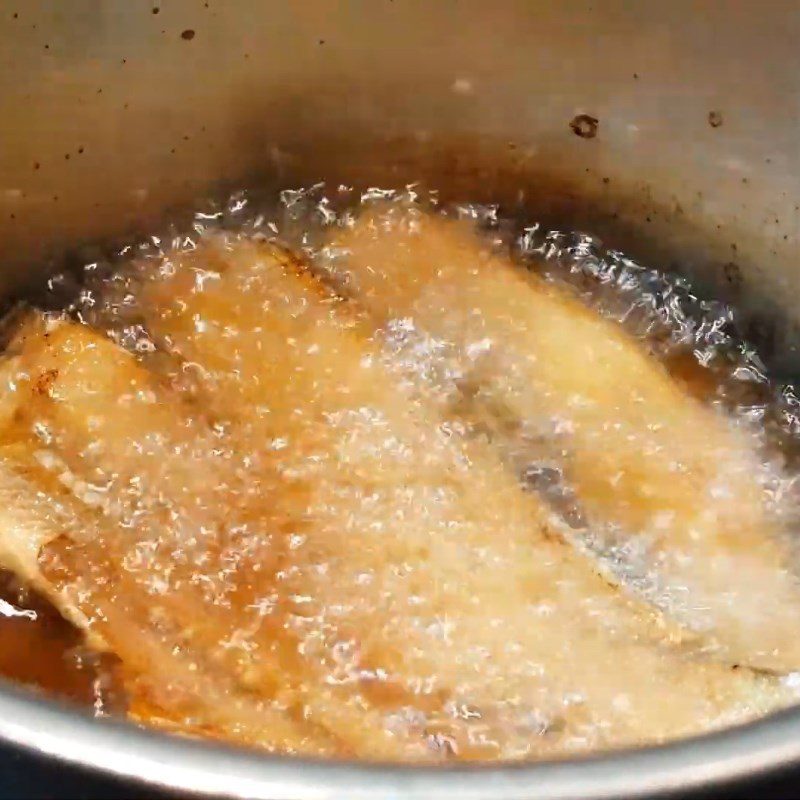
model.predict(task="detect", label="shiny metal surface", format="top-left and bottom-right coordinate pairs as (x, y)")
top-left (4, 682), bottom-right (800, 800)
top-left (1, 1), bottom-right (800, 796)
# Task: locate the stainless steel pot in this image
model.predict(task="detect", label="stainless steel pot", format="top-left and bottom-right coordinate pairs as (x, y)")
top-left (1, 1), bottom-right (799, 796)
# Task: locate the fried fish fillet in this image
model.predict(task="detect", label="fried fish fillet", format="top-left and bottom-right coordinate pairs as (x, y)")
top-left (0, 314), bottom-right (521, 760)
top-left (0, 317), bottom-right (338, 756)
top-left (324, 207), bottom-right (800, 672)
top-left (113, 234), bottom-right (795, 756)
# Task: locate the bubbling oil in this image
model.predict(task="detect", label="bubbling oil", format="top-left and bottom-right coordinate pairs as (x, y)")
top-left (2, 184), bottom-right (800, 760)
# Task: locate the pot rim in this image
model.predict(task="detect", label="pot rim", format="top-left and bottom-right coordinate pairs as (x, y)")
top-left (1, 682), bottom-right (798, 799)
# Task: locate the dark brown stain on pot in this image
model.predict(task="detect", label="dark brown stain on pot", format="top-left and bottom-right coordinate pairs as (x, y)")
top-left (723, 262), bottom-right (743, 289)
top-left (570, 114), bottom-right (599, 139)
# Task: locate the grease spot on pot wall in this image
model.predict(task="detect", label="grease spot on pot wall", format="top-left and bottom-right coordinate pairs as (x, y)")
top-left (570, 114), bottom-right (599, 139)
top-left (723, 261), bottom-right (743, 289)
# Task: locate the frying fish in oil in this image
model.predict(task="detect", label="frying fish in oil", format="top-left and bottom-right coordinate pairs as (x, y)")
top-left (0, 201), bottom-right (797, 761)
top-left (0, 318), bottom-right (334, 755)
top-left (324, 206), bottom-right (800, 673)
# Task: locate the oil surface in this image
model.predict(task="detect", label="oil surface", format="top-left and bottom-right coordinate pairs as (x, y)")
top-left (1, 185), bottom-right (800, 760)
top-left (0, 571), bottom-right (120, 710)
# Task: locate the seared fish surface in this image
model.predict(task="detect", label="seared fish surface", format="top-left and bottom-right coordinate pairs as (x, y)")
top-left (326, 208), bottom-right (800, 673)
top-left (0, 217), bottom-right (795, 760)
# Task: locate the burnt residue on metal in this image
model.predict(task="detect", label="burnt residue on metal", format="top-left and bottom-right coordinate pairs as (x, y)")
top-left (708, 110), bottom-right (723, 128)
top-left (570, 114), bottom-right (599, 139)
top-left (723, 262), bottom-right (743, 289)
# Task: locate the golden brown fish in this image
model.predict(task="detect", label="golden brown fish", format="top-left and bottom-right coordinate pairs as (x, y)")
top-left (325, 207), bottom-right (800, 672)
top-left (0, 317), bottom-right (338, 756)
top-left (122, 234), bottom-right (794, 756)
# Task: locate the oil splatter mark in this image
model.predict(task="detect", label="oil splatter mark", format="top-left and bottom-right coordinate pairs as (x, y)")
top-left (181, 29), bottom-right (195, 40)
top-left (570, 114), bottom-right (599, 139)
top-left (708, 110), bottom-right (723, 128)
top-left (723, 262), bottom-right (742, 289)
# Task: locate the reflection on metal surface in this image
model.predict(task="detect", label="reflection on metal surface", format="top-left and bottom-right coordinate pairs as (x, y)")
top-left (3, 681), bottom-right (800, 799)
top-left (1, 0), bottom-right (800, 796)
top-left (0, 0), bottom-right (799, 376)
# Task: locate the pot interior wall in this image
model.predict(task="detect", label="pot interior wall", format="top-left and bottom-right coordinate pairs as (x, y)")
top-left (1, 0), bottom-right (799, 373)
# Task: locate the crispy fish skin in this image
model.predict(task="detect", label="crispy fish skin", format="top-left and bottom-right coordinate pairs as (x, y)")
top-left (0, 316), bottom-right (344, 758)
top-left (125, 235), bottom-right (795, 758)
top-left (7, 316), bottom-right (462, 761)
top-left (323, 208), bottom-right (800, 673)
top-left (0, 447), bottom-right (330, 755)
